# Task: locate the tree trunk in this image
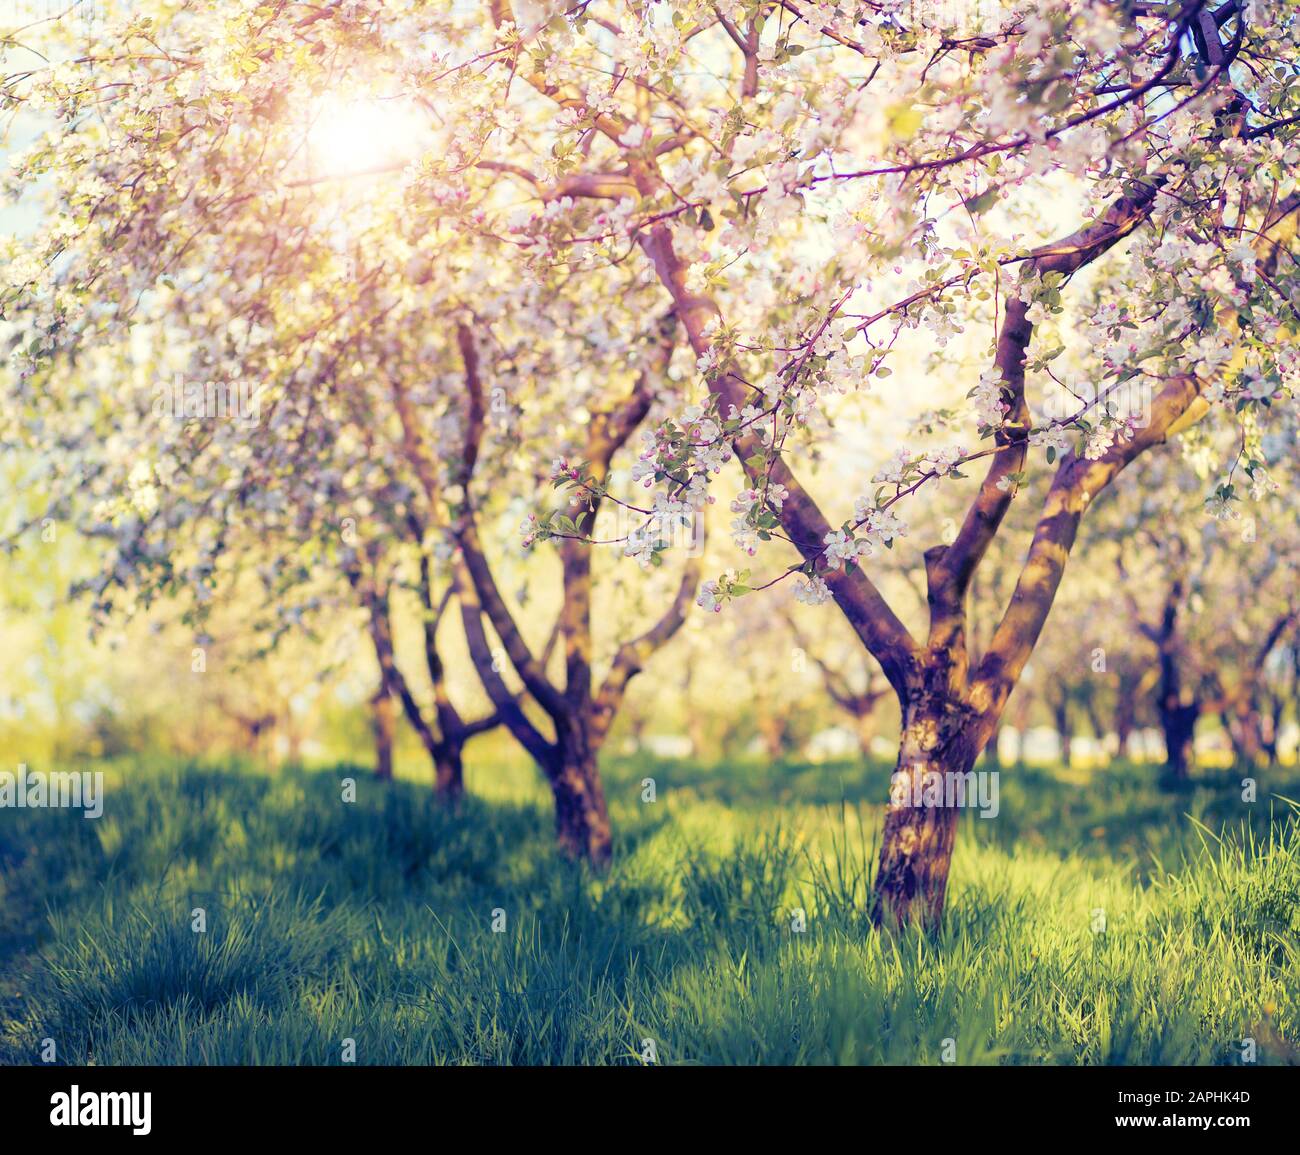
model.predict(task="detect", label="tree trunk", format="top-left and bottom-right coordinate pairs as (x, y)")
top-left (979, 727), bottom-right (1002, 767)
top-left (551, 735), bottom-right (612, 868)
top-left (434, 742), bottom-right (464, 803)
top-left (1005, 689), bottom-right (1033, 767)
top-left (1155, 580), bottom-right (1196, 788)
top-left (371, 689), bottom-right (395, 781)
top-left (871, 689), bottom-right (982, 930)
top-left (624, 709), bottom-right (650, 753)
top-left (1114, 691), bottom-right (1135, 762)
top-left (1082, 695), bottom-right (1107, 761)
top-left (1159, 699), bottom-right (1198, 788)
top-left (1052, 696), bottom-right (1072, 767)
top-left (1224, 696), bottom-right (1267, 767)
top-left (1220, 710), bottom-right (1245, 765)
top-left (1264, 695), bottom-right (1283, 765)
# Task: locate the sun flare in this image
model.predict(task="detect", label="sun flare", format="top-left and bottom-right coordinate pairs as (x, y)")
top-left (304, 94), bottom-right (426, 180)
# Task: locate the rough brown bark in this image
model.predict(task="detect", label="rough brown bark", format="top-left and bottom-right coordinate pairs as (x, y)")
top-left (871, 672), bottom-right (984, 930)
top-left (550, 731), bottom-right (612, 867)
top-left (870, 552), bottom-right (983, 929)
top-left (979, 728), bottom-right (1002, 767)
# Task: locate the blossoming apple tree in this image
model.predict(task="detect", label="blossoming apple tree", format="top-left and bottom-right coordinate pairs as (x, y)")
top-left (2, 1), bottom-right (701, 858)
top-left (6, 0), bottom-right (1300, 925)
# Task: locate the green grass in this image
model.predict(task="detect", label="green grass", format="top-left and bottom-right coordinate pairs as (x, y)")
top-left (1, 754), bottom-right (1297, 1065)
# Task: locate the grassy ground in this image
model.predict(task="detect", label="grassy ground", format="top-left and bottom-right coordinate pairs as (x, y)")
top-left (1, 754), bottom-right (1297, 1065)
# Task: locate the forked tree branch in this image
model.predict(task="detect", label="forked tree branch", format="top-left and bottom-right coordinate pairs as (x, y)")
top-left (635, 217), bottom-right (921, 697)
top-left (930, 179), bottom-right (1167, 627)
top-left (973, 184), bottom-right (1300, 718)
top-left (452, 554), bottom-right (557, 768)
top-left (971, 373), bottom-right (1205, 717)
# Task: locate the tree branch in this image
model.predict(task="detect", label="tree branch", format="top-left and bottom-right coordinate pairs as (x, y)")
top-left (635, 216), bottom-right (921, 698)
top-left (931, 179), bottom-right (1167, 626)
top-left (591, 541), bottom-right (702, 744)
top-left (973, 373), bottom-right (1205, 715)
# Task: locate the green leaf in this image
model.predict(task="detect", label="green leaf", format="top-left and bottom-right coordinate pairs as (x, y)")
top-left (963, 188), bottom-right (999, 215)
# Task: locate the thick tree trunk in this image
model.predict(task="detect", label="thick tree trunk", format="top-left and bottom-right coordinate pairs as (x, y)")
top-left (979, 727), bottom-right (1002, 767)
top-left (434, 742), bottom-right (464, 803)
top-left (551, 735), bottom-right (612, 867)
top-left (371, 690), bottom-right (396, 781)
top-left (871, 691), bottom-right (982, 930)
top-left (1155, 580), bottom-right (1197, 788)
top-left (1159, 700), bottom-right (1198, 788)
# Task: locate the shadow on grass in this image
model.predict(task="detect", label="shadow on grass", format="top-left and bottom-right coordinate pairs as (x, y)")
top-left (1, 756), bottom-right (1296, 1065)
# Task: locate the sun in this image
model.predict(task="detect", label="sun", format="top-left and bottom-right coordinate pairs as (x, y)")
top-left (304, 93), bottom-right (427, 180)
